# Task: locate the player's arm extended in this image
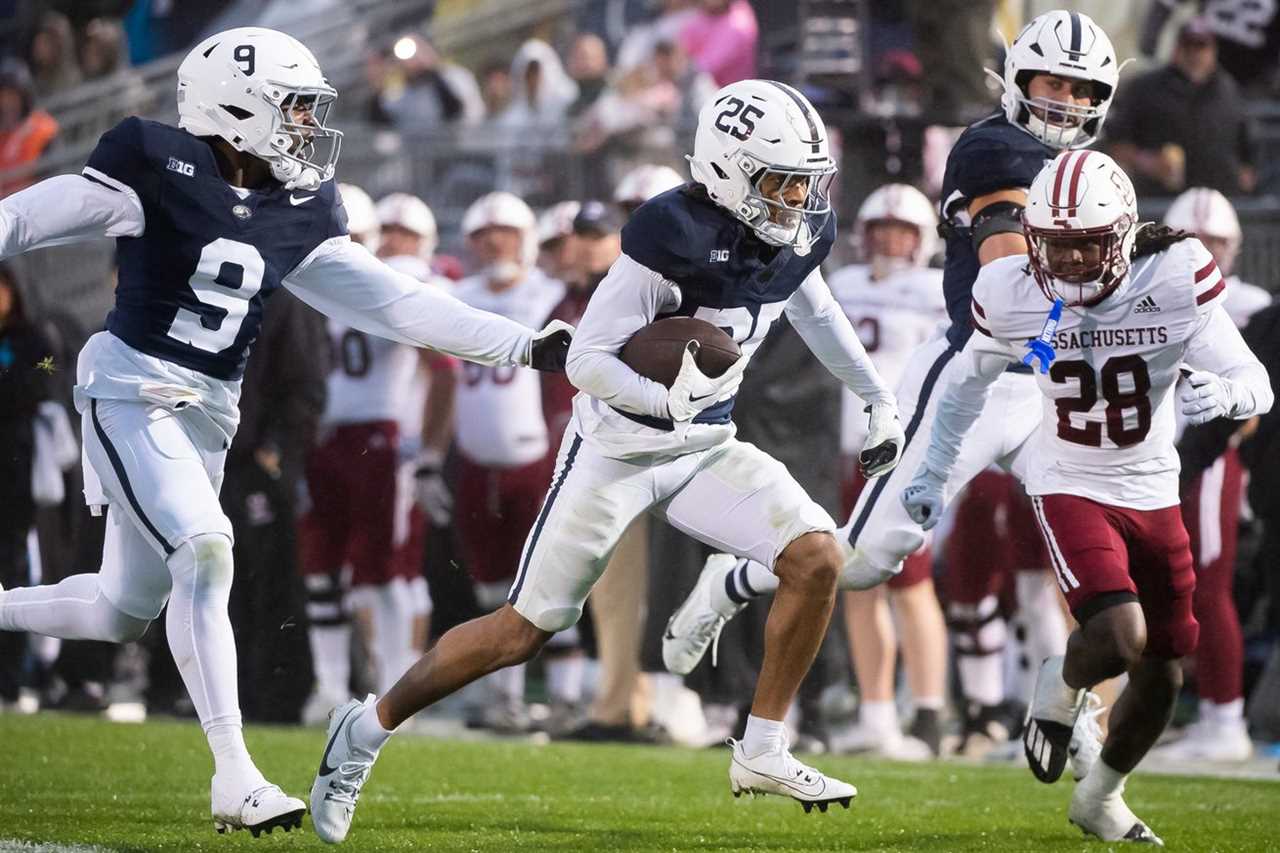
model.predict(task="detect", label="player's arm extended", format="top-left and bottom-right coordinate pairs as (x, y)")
top-left (563, 253), bottom-right (675, 419)
top-left (784, 268), bottom-right (893, 405)
top-left (284, 237), bottom-right (536, 368)
top-left (0, 172), bottom-right (145, 257)
top-left (1183, 304), bottom-right (1274, 419)
top-left (922, 336), bottom-right (1019, 482)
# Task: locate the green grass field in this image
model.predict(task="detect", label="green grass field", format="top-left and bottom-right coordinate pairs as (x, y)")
top-left (1, 714), bottom-right (1275, 852)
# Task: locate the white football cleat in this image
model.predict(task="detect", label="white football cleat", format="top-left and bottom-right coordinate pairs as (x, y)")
top-left (728, 737), bottom-right (856, 813)
top-left (1069, 778), bottom-right (1164, 845)
top-left (1068, 691), bottom-right (1105, 781)
top-left (663, 554), bottom-right (745, 676)
top-left (210, 775), bottom-right (305, 838)
top-left (1150, 717), bottom-right (1253, 762)
top-left (311, 695), bottom-right (381, 844)
top-left (1023, 655), bottom-right (1084, 783)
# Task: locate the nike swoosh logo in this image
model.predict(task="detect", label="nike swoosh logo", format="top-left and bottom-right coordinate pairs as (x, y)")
top-left (289, 194), bottom-right (314, 206)
top-left (317, 704), bottom-right (361, 777)
top-left (733, 754), bottom-right (827, 796)
top-left (688, 392), bottom-right (715, 402)
top-left (664, 628), bottom-right (677, 641)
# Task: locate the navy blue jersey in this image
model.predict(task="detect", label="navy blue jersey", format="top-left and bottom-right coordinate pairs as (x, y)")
top-left (84, 117), bottom-right (347, 380)
top-left (620, 185), bottom-right (835, 425)
top-left (939, 113), bottom-right (1052, 349)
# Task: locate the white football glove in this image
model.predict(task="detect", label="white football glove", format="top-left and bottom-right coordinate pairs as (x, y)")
top-left (666, 342), bottom-right (748, 429)
top-left (413, 451), bottom-right (453, 526)
top-left (901, 466), bottom-right (947, 531)
top-left (1179, 369), bottom-right (1241, 425)
top-left (861, 401), bottom-right (905, 478)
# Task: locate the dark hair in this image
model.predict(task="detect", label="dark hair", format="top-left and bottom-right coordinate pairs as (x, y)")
top-left (1131, 223), bottom-right (1194, 259)
top-left (0, 261), bottom-right (26, 323)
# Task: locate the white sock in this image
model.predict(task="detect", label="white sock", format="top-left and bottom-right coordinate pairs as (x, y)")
top-left (166, 535), bottom-right (260, 786)
top-left (1016, 571), bottom-right (1068, 665)
top-left (1079, 757), bottom-right (1126, 800)
top-left (375, 579), bottom-right (412, 695)
top-left (489, 663), bottom-right (525, 706)
top-left (351, 699), bottom-right (393, 752)
top-left (915, 695), bottom-right (944, 711)
top-left (310, 624), bottom-right (352, 699)
top-left (742, 714), bottom-right (787, 757)
top-left (1203, 698), bottom-right (1244, 725)
top-left (858, 699), bottom-right (899, 733)
top-left (711, 559), bottom-right (778, 615)
top-left (546, 655), bottom-right (585, 704)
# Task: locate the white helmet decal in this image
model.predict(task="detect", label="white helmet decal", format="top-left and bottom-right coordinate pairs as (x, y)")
top-left (1024, 150), bottom-right (1138, 306)
top-left (993, 10), bottom-right (1121, 150)
top-left (178, 27), bottom-right (342, 190)
top-left (687, 79), bottom-right (836, 256)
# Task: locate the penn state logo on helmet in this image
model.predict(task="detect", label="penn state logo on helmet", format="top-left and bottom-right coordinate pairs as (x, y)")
top-left (1023, 150), bottom-right (1138, 307)
top-left (177, 27), bottom-right (342, 190)
top-left (687, 79), bottom-right (836, 256)
top-left (993, 10), bottom-right (1122, 149)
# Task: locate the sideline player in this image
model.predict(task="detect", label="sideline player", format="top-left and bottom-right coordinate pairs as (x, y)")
top-left (309, 79), bottom-right (905, 843)
top-left (903, 152), bottom-right (1271, 843)
top-left (662, 12), bottom-right (1120, 703)
top-left (1152, 187), bottom-right (1270, 761)
top-left (0, 28), bottom-right (570, 835)
top-left (824, 183), bottom-right (949, 758)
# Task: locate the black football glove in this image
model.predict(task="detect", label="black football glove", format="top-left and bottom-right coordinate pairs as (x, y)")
top-left (529, 320), bottom-right (574, 372)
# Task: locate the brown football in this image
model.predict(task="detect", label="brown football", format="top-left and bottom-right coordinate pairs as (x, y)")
top-left (620, 316), bottom-right (741, 388)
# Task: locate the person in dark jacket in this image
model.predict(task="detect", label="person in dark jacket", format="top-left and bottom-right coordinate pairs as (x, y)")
top-left (222, 289), bottom-right (330, 723)
top-left (0, 262), bottom-right (54, 703)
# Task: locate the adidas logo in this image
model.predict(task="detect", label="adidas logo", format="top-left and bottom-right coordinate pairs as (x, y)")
top-left (1134, 295), bottom-right (1161, 314)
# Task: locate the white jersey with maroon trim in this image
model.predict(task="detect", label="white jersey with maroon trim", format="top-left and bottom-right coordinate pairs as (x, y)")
top-left (454, 270), bottom-right (566, 467)
top-left (1223, 276), bottom-right (1272, 329)
top-left (828, 263), bottom-right (946, 454)
top-left (968, 238), bottom-right (1232, 509)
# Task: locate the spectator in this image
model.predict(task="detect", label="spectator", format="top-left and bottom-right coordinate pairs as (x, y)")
top-left (496, 39), bottom-right (579, 130)
top-left (78, 18), bottom-right (128, 81)
top-left (373, 34), bottom-right (484, 131)
top-left (567, 32), bottom-right (611, 118)
top-left (478, 60), bottom-right (513, 118)
top-left (616, 0), bottom-right (699, 72)
top-left (904, 0), bottom-right (997, 125)
top-left (1107, 17), bottom-right (1257, 196)
top-left (0, 263), bottom-right (54, 707)
top-left (26, 11), bottom-right (81, 100)
top-left (678, 0), bottom-right (757, 87)
top-left (1139, 0), bottom-right (1280, 95)
top-left (0, 61), bottom-right (58, 195)
top-left (651, 38), bottom-right (716, 131)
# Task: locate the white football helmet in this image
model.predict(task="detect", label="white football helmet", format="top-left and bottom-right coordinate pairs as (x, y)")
top-left (995, 11), bottom-right (1119, 149)
top-left (537, 200), bottom-right (582, 246)
top-left (614, 164), bottom-right (684, 210)
top-left (376, 192), bottom-right (438, 258)
top-left (337, 183), bottom-right (377, 247)
top-left (687, 79), bottom-right (836, 256)
top-left (855, 183), bottom-right (938, 269)
top-left (462, 191), bottom-right (538, 270)
top-left (178, 27), bottom-right (341, 190)
top-left (1164, 187), bottom-right (1241, 276)
top-left (1024, 150), bottom-right (1137, 307)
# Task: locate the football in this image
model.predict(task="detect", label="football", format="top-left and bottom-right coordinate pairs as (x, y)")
top-left (620, 317), bottom-right (741, 387)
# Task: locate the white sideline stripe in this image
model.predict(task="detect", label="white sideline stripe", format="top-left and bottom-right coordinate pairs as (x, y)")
top-left (0, 840), bottom-right (119, 853)
top-left (1031, 496), bottom-right (1080, 591)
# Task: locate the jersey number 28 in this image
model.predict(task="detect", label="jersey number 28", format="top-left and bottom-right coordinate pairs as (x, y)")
top-left (166, 239), bottom-right (265, 354)
top-left (1050, 355), bottom-right (1151, 447)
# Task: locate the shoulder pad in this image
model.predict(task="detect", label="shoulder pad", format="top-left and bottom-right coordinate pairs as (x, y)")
top-left (621, 187), bottom-right (716, 278)
top-left (949, 120), bottom-right (1051, 202)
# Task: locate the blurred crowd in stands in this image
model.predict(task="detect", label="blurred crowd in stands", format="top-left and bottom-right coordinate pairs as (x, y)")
top-left (1, 0), bottom-right (1279, 769)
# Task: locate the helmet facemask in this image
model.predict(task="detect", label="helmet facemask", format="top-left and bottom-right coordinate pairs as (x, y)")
top-left (1011, 72), bottom-right (1110, 150)
top-left (1025, 215), bottom-right (1134, 307)
top-left (264, 85), bottom-right (341, 190)
top-left (739, 158), bottom-right (835, 255)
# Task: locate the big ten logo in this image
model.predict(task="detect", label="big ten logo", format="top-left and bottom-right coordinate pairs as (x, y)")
top-left (461, 362), bottom-right (518, 387)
